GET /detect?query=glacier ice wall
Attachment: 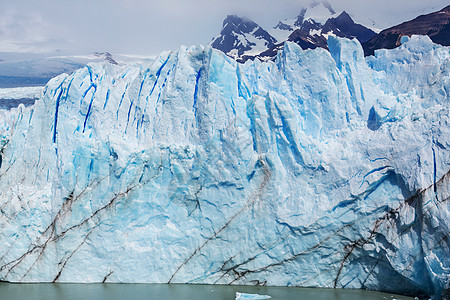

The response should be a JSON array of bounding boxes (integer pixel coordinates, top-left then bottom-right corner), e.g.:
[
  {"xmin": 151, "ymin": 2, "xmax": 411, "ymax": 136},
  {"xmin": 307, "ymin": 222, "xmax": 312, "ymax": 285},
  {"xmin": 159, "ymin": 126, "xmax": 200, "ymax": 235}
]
[{"xmin": 0, "ymin": 36, "xmax": 449, "ymax": 298}]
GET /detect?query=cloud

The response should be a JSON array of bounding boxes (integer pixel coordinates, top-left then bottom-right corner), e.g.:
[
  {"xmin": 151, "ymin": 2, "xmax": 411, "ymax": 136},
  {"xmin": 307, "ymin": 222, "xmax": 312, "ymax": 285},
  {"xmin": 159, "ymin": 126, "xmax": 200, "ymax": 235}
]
[
  {"xmin": 0, "ymin": 0, "xmax": 448, "ymax": 55},
  {"xmin": 0, "ymin": 9, "xmax": 71, "ymax": 53}
]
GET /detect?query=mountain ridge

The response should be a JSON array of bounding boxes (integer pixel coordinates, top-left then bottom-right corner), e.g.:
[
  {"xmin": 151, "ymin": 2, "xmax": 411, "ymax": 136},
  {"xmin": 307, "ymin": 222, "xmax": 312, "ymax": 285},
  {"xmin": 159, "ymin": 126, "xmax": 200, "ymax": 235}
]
[
  {"xmin": 362, "ymin": 5, "xmax": 450, "ymax": 56},
  {"xmin": 211, "ymin": 1, "xmax": 377, "ymax": 62},
  {"xmin": 210, "ymin": 15, "xmax": 277, "ymax": 60},
  {"xmin": 211, "ymin": 2, "xmax": 449, "ymax": 62}
]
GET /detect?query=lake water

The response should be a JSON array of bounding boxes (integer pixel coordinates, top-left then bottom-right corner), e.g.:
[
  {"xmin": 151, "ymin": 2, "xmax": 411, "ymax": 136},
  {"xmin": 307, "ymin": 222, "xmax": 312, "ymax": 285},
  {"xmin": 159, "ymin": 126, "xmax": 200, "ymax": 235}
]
[
  {"xmin": 0, "ymin": 76, "xmax": 50, "ymax": 88},
  {"xmin": 0, "ymin": 283, "xmax": 415, "ymax": 300}
]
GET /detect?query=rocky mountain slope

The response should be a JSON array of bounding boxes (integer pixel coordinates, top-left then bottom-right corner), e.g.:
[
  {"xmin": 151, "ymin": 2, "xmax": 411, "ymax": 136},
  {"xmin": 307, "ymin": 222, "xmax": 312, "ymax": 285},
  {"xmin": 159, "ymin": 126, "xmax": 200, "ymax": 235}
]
[
  {"xmin": 362, "ymin": 5, "xmax": 450, "ymax": 56},
  {"xmin": 210, "ymin": 15, "xmax": 277, "ymax": 61}
]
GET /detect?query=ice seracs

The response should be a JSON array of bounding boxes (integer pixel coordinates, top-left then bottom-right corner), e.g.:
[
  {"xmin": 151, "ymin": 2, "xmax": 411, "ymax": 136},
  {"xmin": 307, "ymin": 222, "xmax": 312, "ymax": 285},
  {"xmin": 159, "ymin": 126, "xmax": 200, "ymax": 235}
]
[{"xmin": 0, "ymin": 36, "xmax": 448, "ymax": 299}]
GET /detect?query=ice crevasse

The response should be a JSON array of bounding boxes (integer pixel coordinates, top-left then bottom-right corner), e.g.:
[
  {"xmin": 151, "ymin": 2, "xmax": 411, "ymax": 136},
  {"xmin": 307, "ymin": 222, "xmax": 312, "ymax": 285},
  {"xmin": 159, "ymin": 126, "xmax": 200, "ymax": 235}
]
[{"xmin": 0, "ymin": 36, "xmax": 448, "ymax": 299}]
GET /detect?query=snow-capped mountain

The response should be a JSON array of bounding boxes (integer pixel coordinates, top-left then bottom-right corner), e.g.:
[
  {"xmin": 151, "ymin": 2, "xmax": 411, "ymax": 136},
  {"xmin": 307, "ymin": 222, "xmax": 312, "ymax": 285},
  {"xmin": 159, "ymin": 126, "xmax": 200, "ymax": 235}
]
[
  {"xmin": 363, "ymin": 5, "xmax": 450, "ymax": 56},
  {"xmin": 270, "ymin": 0, "xmax": 338, "ymax": 41},
  {"xmin": 321, "ymin": 11, "xmax": 378, "ymax": 43},
  {"xmin": 211, "ymin": 1, "xmax": 377, "ymax": 62},
  {"xmin": 210, "ymin": 15, "xmax": 277, "ymax": 62},
  {"xmin": 93, "ymin": 52, "xmax": 118, "ymax": 65},
  {"xmin": 271, "ymin": 1, "xmax": 377, "ymax": 43}
]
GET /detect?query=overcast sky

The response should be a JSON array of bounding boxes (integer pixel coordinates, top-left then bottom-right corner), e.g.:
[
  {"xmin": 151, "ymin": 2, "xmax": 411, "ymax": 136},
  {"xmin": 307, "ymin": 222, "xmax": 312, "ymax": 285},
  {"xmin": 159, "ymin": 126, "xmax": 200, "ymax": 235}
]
[{"xmin": 0, "ymin": 0, "xmax": 448, "ymax": 56}]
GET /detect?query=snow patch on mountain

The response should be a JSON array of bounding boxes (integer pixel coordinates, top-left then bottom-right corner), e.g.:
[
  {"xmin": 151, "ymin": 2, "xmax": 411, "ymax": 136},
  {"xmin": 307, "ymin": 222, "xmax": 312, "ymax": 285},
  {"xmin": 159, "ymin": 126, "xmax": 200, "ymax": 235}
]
[
  {"xmin": 270, "ymin": 0, "xmax": 337, "ymax": 42},
  {"xmin": 211, "ymin": 15, "xmax": 276, "ymax": 61}
]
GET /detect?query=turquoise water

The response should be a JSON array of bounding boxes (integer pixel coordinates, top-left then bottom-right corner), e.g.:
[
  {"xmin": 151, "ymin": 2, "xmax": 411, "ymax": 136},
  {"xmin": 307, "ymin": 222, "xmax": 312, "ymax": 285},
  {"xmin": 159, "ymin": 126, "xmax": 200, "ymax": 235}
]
[{"xmin": 0, "ymin": 283, "xmax": 415, "ymax": 300}]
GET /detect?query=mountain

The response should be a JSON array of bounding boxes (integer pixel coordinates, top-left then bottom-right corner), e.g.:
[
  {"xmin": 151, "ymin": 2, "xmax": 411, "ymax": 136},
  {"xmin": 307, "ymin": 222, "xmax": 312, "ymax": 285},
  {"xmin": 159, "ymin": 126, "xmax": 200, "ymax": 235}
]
[
  {"xmin": 0, "ymin": 57, "xmax": 85, "ymax": 87},
  {"xmin": 0, "ymin": 53, "xmax": 118, "ymax": 78},
  {"xmin": 270, "ymin": 0, "xmax": 338, "ymax": 41},
  {"xmin": 284, "ymin": 10, "xmax": 376, "ymax": 50},
  {"xmin": 0, "ymin": 36, "xmax": 449, "ymax": 299},
  {"xmin": 362, "ymin": 5, "xmax": 450, "ymax": 56},
  {"xmin": 211, "ymin": 1, "xmax": 377, "ymax": 62},
  {"xmin": 256, "ymin": 30, "xmax": 328, "ymax": 61},
  {"xmin": 210, "ymin": 15, "xmax": 277, "ymax": 61},
  {"xmin": 93, "ymin": 52, "xmax": 118, "ymax": 65},
  {"xmin": 0, "ymin": 52, "xmax": 153, "ymax": 88},
  {"xmin": 321, "ymin": 11, "xmax": 377, "ymax": 43},
  {"xmin": 254, "ymin": 9, "xmax": 377, "ymax": 62}
]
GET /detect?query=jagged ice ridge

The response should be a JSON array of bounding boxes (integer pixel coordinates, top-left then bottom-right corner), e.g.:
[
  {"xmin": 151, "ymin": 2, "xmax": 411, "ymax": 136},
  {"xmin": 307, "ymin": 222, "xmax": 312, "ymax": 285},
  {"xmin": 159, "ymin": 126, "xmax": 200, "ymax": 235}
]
[{"xmin": 0, "ymin": 36, "xmax": 449, "ymax": 298}]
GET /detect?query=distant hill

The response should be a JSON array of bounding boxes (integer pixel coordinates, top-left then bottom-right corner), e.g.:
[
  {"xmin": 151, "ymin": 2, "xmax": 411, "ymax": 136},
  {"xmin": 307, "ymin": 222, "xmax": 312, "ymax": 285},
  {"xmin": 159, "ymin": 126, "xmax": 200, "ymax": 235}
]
[
  {"xmin": 0, "ymin": 52, "xmax": 154, "ymax": 88},
  {"xmin": 362, "ymin": 5, "xmax": 450, "ymax": 56}
]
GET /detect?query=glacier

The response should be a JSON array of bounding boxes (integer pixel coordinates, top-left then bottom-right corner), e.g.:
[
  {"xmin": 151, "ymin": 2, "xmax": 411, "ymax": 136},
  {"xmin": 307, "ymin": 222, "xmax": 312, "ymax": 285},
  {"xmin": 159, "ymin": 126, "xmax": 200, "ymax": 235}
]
[{"xmin": 0, "ymin": 36, "xmax": 449, "ymax": 299}]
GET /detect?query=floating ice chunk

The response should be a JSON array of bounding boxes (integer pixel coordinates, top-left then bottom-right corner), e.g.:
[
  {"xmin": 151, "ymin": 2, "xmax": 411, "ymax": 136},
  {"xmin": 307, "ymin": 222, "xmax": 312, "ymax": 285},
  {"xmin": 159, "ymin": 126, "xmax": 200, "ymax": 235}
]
[{"xmin": 235, "ymin": 292, "xmax": 272, "ymax": 299}]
